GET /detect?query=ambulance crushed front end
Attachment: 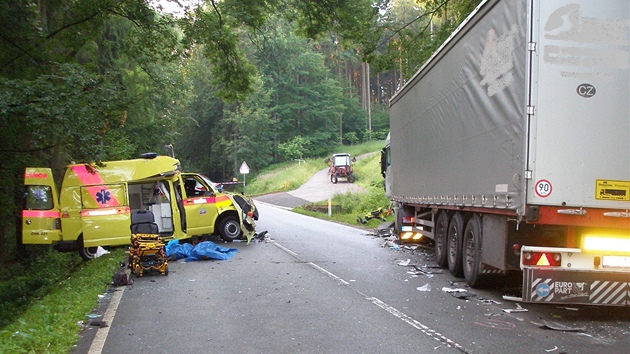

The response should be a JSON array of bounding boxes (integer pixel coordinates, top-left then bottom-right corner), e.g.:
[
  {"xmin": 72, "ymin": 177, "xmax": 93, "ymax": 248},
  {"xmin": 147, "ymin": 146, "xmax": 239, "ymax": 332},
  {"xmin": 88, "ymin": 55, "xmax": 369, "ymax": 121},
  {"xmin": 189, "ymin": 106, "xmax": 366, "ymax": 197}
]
[{"xmin": 228, "ymin": 194, "xmax": 259, "ymax": 243}]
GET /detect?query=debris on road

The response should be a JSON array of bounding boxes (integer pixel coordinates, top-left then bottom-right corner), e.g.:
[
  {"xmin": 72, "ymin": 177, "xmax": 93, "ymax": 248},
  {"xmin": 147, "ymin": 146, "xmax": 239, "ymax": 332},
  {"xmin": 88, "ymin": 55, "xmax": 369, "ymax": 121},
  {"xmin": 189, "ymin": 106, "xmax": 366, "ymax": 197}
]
[
  {"xmin": 442, "ymin": 287, "xmax": 476, "ymax": 300},
  {"xmin": 538, "ymin": 318, "xmax": 585, "ymax": 332},
  {"xmin": 479, "ymin": 298, "xmax": 502, "ymax": 305},
  {"xmin": 442, "ymin": 287, "xmax": 468, "ymax": 293},
  {"xmin": 89, "ymin": 320, "xmax": 108, "ymax": 328},
  {"xmin": 502, "ymin": 295, "xmax": 523, "ymax": 302},
  {"xmin": 365, "ymin": 222, "xmax": 395, "ymax": 238},
  {"xmin": 94, "ymin": 246, "xmax": 110, "ymax": 258},
  {"xmin": 356, "ymin": 207, "xmax": 391, "ymax": 224},
  {"xmin": 451, "ymin": 291, "xmax": 476, "ymax": 300},
  {"xmin": 397, "ymin": 258, "xmax": 440, "ymax": 277},
  {"xmin": 503, "ymin": 303, "xmax": 528, "ymax": 313},
  {"xmin": 398, "ymin": 258, "xmax": 411, "ymax": 266},
  {"xmin": 417, "ymin": 283, "xmax": 432, "ymax": 292},
  {"xmin": 381, "ymin": 235, "xmax": 400, "ymax": 250}
]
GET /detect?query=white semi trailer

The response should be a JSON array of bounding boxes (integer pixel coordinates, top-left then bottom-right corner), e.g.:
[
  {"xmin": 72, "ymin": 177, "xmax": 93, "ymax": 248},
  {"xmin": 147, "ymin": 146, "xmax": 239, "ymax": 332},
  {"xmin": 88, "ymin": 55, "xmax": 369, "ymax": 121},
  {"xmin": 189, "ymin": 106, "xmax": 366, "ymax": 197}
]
[{"xmin": 382, "ymin": 0, "xmax": 630, "ymax": 306}]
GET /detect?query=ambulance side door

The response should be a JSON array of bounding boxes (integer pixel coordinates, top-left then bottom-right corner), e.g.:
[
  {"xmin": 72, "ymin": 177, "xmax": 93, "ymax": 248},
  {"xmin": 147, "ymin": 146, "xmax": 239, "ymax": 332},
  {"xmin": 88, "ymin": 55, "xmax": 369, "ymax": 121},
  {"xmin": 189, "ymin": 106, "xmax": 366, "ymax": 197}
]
[
  {"xmin": 181, "ymin": 174, "xmax": 218, "ymax": 237},
  {"xmin": 80, "ymin": 183, "xmax": 131, "ymax": 248}
]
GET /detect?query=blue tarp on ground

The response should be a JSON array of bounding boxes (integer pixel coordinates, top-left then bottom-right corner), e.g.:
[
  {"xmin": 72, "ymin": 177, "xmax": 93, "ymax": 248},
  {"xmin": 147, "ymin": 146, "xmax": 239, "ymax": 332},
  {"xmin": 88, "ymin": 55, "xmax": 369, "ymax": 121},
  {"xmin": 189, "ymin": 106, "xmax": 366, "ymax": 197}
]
[
  {"xmin": 165, "ymin": 240, "xmax": 237, "ymax": 261},
  {"xmin": 165, "ymin": 240, "xmax": 194, "ymax": 260}
]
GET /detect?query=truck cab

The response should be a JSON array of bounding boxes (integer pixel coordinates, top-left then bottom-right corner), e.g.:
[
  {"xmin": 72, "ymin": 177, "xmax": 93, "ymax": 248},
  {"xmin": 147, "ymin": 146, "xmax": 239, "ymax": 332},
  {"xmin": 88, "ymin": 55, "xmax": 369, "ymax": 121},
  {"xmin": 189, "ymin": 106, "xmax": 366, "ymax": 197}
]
[{"xmin": 380, "ymin": 132, "xmax": 392, "ymax": 198}]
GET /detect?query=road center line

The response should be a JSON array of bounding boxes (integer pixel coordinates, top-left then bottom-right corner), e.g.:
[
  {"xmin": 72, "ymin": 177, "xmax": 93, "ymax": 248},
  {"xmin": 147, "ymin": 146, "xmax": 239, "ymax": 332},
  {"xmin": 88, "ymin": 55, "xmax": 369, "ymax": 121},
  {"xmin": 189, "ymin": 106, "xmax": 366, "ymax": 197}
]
[{"xmin": 271, "ymin": 240, "xmax": 468, "ymax": 353}]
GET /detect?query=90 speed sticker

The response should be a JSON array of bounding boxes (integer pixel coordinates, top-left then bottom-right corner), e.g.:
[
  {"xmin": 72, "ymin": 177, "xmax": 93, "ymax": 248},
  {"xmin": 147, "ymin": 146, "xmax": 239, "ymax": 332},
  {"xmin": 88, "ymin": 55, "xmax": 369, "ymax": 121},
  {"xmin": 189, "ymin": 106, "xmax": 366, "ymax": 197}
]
[{"xmin": 535, "ymin": 179, "xmax": 552, "ymax": 198}]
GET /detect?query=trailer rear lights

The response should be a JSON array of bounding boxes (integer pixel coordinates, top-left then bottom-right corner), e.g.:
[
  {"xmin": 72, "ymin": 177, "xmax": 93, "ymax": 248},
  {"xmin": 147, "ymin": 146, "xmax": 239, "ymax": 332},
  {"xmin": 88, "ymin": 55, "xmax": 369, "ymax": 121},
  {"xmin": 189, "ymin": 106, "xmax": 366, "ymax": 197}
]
[
  {"xmin": 583, "ymin": 236, "xmax": 630, "ymax": 252},
  {"xmin": 401, "ymin": 216, "xmax": 414, "ymax": 224},
  {"xmin": 522, "ymin": 252, "xmax": 561, "ymax": 267}
]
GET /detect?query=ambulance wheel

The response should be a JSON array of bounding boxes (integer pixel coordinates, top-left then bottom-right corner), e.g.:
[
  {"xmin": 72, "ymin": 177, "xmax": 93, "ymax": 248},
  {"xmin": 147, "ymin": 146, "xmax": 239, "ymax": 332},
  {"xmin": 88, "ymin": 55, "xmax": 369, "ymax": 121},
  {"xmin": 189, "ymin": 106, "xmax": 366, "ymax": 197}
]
[
  {"xmin": 79, "ymin": 246, "xmax": 98, "ymax": 261},
  {"xmin": 331, "ymin": 175, "xmax": 338, "ymax": 184},
  {"xmin": 463, "ymin": 214, "xmax": 483, "ymax": 287},
  {"xmin": 434, "ymin": 211, "xmax": 449, "ymax": 268},
  {"xmin": 447, "ymin": 212, "xmax": 464, "ymax": 277},
  {"xmin": 218, "ymin": 215, "xmax": 242, "ymax": 242}
]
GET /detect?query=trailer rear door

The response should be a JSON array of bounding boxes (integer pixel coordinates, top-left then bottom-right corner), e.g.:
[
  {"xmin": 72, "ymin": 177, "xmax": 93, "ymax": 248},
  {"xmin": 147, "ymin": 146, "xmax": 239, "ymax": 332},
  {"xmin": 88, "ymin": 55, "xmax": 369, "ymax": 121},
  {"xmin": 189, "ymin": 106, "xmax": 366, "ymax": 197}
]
[{"xmin": 528, "ymin": 0, "xmax": 630, "ymax": 211}]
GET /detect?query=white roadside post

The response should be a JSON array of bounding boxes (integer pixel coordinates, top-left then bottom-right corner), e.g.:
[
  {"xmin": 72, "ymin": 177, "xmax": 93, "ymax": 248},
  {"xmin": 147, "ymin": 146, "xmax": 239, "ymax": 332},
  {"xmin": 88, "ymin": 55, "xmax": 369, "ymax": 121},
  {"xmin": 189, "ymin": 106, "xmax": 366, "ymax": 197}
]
[{"xmin": 239, "ymin": 161, "xmax": 250, "ymax": 195}]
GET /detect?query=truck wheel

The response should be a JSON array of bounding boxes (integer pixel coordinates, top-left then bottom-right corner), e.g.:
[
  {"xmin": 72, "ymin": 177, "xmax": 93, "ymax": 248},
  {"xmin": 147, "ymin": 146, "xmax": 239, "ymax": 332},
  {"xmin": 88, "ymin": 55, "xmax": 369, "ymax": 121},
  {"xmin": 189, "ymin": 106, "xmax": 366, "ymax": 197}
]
[
  {"xmin": 434, "ymin": 211, "xmax": 449, "ymax": 268},
  {"xmin": 331, "ymin": 175, "xmax": 338, "ymax": 184},
  {"xmin": 463, "ymin": 214, "xmax": 483, "ymax": 287},
  {"xmin": 79, "ymin": 246, "xmax": 98, "ymax": 261},
  {"xmin": 348, "ymin": 175, "xmax": 355, "ymax": 183},
  {"xmin": 218, "ymin": 215, "xmax": 242, "ymax": 242},
  {"xmin": 447, "ymin": 212, "xmax": 464, "ymax": 277}
]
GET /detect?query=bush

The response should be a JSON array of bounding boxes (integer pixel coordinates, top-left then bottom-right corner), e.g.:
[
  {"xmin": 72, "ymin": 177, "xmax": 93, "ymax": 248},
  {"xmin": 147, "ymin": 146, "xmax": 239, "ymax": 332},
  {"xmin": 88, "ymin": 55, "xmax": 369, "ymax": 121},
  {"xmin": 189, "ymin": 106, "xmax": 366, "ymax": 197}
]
[{"xmin": 0, "ymin": 249, "xmax": 80, "ymax": 329}]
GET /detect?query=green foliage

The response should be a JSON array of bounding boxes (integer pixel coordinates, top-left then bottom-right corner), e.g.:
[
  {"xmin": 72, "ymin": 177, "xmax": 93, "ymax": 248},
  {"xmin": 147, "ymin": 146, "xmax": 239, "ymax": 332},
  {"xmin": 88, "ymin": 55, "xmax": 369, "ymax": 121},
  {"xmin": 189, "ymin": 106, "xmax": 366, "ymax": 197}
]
[
  {"xmin": 366, "ymin": 0, "xmax": 482, "ymax": 81},
  {"xmin": 246, "ymin": 159, "xmax": 323, "ymax": 195},
  {"xmin": 0, "ymin": 248, "xmax": 125, "ymax": 353},
  {"xmin": 278, "ymin": 135, "xmax": 309, "ymax": 161},
  {"xmin": 0, "ymin": 249, "xmax": 78, "ymax": 329},
  {"xmin": 344, "ymin": 132, "xmax": 359, "ymax": 145}
]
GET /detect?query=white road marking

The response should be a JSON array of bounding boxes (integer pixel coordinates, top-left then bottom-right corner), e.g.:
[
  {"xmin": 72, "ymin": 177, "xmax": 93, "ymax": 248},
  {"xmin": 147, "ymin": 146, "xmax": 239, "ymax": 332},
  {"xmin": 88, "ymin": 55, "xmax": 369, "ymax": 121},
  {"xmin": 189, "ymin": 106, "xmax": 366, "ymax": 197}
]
[
  {"xmin": 88, "ymin": 287, "xmax": 124, "ymax": 354},
  {"xmin": 272, "ymin": 240, "xmax": 468, "ymax": 353}
]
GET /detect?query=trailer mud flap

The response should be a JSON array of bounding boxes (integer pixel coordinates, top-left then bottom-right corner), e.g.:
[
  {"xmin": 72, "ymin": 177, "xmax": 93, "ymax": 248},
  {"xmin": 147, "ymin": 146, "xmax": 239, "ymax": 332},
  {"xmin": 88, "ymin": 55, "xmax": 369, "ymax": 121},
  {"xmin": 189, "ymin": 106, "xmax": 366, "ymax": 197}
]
[{"xmin": 523, "ymin": 268, "xmax": 630, "ymax": 306}]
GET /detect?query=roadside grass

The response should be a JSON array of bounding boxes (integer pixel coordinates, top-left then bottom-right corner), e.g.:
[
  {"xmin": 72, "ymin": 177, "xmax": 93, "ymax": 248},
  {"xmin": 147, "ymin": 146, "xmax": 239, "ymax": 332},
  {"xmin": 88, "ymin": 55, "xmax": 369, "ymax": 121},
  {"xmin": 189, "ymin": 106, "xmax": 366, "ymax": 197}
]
[
  {"xmin": 246, "ymin": 159, "xmax": 322, "ymax": 195},
  {"xmin": 0, "ymin": 248, "xmax": 126, "ymax": 354}
]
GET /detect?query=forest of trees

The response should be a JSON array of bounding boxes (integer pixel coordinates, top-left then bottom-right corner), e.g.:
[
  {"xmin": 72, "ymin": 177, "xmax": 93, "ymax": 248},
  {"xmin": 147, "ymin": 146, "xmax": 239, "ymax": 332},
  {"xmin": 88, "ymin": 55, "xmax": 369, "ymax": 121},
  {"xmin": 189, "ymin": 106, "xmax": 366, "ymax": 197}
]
[{"xmin": 0, "ymin": 0, "xmax": 480, "ymax": 261}]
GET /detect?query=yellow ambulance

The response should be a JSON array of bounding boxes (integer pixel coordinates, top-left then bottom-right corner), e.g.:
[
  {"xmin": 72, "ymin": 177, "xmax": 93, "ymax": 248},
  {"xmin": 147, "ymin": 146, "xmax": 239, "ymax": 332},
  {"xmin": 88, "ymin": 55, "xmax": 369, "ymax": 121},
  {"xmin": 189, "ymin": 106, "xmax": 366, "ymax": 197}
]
[{"xmin": 22, "ymin": 154, "xmax": 258, "ymax": 259}]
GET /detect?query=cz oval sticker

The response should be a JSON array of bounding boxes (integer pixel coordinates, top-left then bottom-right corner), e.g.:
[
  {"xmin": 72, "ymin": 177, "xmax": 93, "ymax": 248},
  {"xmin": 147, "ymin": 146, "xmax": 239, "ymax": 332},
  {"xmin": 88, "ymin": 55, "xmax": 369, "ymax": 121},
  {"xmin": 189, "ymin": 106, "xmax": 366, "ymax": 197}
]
[{"xmin": 576, "ymin": 83, "xmax": 596, "ymax": 98}]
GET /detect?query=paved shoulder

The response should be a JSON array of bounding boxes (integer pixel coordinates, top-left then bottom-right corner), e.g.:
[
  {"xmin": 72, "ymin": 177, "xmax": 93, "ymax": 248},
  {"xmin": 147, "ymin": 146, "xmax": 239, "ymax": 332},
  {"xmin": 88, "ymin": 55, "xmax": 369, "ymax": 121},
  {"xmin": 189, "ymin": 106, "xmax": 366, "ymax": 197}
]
[{"xmin": 253, "ymin": 192, "xmax": 309, "ymax": 209}]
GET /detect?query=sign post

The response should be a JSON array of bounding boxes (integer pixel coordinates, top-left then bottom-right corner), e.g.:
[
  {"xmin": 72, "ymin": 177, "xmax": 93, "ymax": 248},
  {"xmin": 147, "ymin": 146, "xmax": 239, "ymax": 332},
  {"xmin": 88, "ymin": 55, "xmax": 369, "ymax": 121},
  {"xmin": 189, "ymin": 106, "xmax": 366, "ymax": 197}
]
[{"xmin": 239, "ymin": 161, "xmax": 250, "ymax": 195}]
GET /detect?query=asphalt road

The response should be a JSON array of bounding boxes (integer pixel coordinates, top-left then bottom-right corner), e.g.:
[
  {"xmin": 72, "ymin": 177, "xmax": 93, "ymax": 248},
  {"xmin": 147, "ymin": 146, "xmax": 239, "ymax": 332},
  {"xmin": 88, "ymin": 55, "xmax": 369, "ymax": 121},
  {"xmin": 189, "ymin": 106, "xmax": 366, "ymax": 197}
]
[{"xmin": 74, "ymin": 165, "xmax": 630, "ymax": 353}]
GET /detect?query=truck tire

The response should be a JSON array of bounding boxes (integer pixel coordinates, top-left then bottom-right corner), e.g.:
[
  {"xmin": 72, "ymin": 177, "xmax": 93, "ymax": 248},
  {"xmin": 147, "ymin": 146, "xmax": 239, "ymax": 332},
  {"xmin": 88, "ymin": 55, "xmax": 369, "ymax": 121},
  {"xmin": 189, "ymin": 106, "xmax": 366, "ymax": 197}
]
[
  {"xmin": 331, "ymin": 175, "xmax": 338, "ymax": 184},
  {"xmin": 447, "ymin": 212, "xmax": 464, "ymax": 277},
  {"xmin": 463, "ymin": 214, "xmax": 483, "ymax": 287},
  {"xmin": 434, "ymin": 211, "xmax": 449, "ymax": 268},
  {"xmin": 218, "ymin": 215, "xmax": 242, "ymax": 242}
]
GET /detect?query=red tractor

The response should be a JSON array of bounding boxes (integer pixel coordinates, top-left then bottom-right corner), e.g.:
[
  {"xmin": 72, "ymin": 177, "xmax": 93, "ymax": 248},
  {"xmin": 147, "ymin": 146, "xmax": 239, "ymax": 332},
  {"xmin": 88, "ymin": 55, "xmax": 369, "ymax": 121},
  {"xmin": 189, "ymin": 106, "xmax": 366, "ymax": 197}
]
[{"xmin": 327, "ymin": 153, "xmax": 356, "ymax": 183}]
